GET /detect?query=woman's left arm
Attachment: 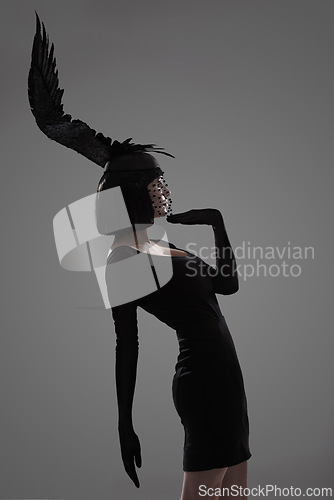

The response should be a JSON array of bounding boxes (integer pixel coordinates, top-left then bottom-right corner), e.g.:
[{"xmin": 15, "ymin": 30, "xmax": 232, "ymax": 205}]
[{"xmin": 167, "ymin": 209, "xmax": 239, "ymax": 295}]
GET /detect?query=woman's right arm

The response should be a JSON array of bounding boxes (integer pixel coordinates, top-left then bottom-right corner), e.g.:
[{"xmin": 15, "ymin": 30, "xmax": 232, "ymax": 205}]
[{"xmin": 111, "ymin": 301, "xmax": 142, "ymax": 488}]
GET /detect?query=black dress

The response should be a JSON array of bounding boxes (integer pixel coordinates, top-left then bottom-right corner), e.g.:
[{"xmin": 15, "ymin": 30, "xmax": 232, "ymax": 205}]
[{"xmin": 107, "ymin": 239, "xmax": 251, "ymax": 472}]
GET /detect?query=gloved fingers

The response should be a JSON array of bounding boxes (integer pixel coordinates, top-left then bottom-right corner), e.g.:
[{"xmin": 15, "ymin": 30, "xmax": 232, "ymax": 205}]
[
  {"xmin": 124, "ymin": 458, "xmax": 140, "ymax": 488},
  {"xmin": 167, "ymin": 210, "xmax": 200, "ymax": 225},
  {"xmin": 132, "ymin": 433, "xmax": 142, "ymax": 467},
  {"xmin": 167, "ymin": 209, "xmax": 222, "ymax": 225},
  {"xmin": 134, "ymin": 448, "xmax": 142, "ymax": 468}
]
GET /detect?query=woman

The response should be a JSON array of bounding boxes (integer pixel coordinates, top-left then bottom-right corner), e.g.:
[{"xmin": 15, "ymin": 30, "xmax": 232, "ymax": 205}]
[
  {"xmin": 98, "ymin": 152, "xmax": 251, "ymax": 499},
  {"xmin": 29, "ymin": 14, "xmax": 251, "ymax": 499}
]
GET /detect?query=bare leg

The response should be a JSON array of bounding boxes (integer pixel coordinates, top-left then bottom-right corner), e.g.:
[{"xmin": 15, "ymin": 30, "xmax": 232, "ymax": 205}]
[
  {"xmin": 219, "ymin": 461, "xmax": 248, "ymax": 498},
  {"xmin": 181, "ymin": 467, "xmax": 227, "ymax": 500}
]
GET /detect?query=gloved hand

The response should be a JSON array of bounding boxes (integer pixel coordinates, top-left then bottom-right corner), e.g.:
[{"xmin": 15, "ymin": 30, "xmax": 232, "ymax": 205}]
[
  {"xmin": 167, "ymin": 208, "xmax": 223, "ymax": 227},
  {"xmin": 118, "ymin": 423, "xmax": 142, "ymax": 488}
]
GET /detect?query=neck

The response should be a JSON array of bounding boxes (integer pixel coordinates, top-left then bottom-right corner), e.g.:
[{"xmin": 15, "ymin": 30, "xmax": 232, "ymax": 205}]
[{"xmin": 112, "ymin": 225, "xmax": 151, "ymax": 248}]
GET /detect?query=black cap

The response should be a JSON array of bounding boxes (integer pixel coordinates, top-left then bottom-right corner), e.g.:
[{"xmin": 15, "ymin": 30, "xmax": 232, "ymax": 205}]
[{"xmin": 104, "ymin": 152, "xmax": 161, "ymax": 173}]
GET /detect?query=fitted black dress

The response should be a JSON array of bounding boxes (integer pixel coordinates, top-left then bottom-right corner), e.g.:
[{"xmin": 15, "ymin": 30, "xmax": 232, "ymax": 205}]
[{"xmin": 107, "ymin": 239, "xmax": 251, "ymax": 472}]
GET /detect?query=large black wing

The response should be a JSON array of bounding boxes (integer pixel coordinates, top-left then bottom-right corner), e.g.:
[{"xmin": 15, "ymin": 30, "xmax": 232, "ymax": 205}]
[
  {"xmin": 28, "ymin": 12, "xmax": 115, "ymax": 168},
  {"xmin": 28, "ymin": 13, "xmax": 174, "ymax": 168}
]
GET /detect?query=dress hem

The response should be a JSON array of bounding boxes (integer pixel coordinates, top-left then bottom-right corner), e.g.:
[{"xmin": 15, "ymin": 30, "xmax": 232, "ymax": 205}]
[{"xmin": 183, "ymin": 438, "xmax": 252, "ymax": 472}]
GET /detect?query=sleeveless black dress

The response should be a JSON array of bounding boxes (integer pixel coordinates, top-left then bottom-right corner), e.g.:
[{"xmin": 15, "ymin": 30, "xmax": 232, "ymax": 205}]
[{"xmin": 107, "ymin": 239, "xmax": 251, "ymax": 472}]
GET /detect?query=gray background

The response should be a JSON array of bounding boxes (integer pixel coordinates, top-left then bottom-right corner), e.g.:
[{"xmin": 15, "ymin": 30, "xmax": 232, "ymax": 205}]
[{"xmin": 1, "ymin": 0, "xmax": 333, "ymax": 498}]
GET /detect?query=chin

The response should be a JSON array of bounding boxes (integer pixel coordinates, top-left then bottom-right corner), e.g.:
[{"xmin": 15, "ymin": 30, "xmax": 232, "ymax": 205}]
[{"xmin": 154, "ymin": 208, "xmax": 167, "ymax": 218}]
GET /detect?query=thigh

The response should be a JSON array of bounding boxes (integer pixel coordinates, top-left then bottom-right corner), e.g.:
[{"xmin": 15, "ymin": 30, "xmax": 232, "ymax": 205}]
[
  {"xmin": 221, "ymin": 460, "xmax": 248, "ymax": 494},
  {"xmin": 181, "ymin": 468, "xmax": 228, "ymax": 500}
]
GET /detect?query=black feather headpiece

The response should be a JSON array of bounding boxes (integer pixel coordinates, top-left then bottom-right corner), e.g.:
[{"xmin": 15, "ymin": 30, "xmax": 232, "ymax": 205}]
[{"xmin": 28, "ymin": 12, "xmax": 174, "ymax": 169}]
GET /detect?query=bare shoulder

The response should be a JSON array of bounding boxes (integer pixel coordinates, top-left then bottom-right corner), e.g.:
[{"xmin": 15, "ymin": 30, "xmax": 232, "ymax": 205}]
[
  {"xmin": 107, "ymin": 239, "xmax": 186, "ymax": 258},
  {"xmin": 107, "ymin": 245, "xmax": 136, "ymax": 264}
]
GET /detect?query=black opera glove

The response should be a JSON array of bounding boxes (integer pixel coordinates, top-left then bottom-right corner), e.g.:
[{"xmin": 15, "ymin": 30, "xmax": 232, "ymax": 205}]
[
  {"xmin": 167, "ymin": 209, "xmax": 239, "ymax": 295},
  {"xmin": 112, "ymin": 303, "xmax": 142, "ymax": 488}
]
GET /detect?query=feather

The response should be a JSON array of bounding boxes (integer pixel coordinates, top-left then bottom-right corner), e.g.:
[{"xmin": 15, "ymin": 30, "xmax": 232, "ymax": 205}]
[{"xmin": 28, "ymin": 13, "xmax": 175, "ymax": 168}]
